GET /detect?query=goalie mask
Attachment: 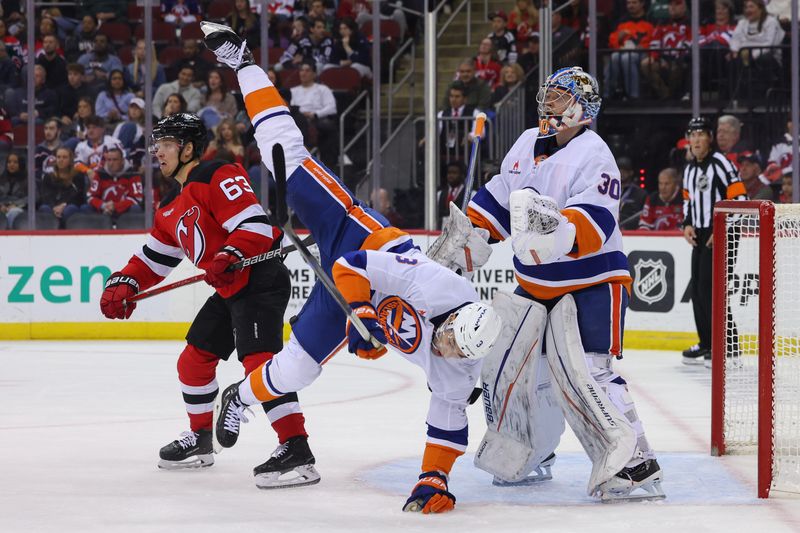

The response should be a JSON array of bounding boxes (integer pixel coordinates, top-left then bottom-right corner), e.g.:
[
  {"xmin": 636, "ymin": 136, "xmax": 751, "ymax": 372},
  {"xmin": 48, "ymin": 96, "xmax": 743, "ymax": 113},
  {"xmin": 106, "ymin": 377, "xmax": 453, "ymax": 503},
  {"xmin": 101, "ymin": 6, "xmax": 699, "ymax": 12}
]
[
  {"xmin": 434, "ymin": 302, "xmax": 503, "ymax": 360},
  {"xmin": 536, "ymin": 66, "xmax": 601, "ymax": 138}
]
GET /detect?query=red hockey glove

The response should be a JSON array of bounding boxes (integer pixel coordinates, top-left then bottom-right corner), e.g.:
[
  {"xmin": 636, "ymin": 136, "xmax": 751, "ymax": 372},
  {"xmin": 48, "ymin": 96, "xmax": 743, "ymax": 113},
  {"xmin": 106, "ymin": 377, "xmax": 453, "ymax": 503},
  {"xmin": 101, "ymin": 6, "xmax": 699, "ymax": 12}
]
[
  {"xmin": 403, "ymin": 471, "xmax": 456, "ymax": 514},
  {"xmin": 100, "ymin": 272, "xmax": 139, "ymax": 319},
  {"xmin": 346, "ymin": 302, "xmax": 388, "ymax": 360},
  {"xmin": 204, "ymin": 246, "xmax": 244, "ymax": 288}
]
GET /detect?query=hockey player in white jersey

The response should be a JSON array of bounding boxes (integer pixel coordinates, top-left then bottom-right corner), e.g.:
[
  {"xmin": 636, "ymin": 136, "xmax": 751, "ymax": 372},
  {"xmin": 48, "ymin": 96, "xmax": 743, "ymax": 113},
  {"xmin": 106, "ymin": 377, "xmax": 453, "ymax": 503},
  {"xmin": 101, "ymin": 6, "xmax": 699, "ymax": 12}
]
[{"xmin": 450, "ymin": 67, "xmax": 664, "ymax": 502}]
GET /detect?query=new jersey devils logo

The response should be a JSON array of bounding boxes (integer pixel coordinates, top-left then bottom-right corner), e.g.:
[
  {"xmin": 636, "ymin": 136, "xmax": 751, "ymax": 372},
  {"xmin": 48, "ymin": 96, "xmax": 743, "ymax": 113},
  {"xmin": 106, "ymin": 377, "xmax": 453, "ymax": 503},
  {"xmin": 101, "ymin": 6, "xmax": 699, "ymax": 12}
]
[
  {"xmin": 176, "ymin": 206, "xmax": 206, "ymax": 265},
  {"xmin": 376, "ymin": 296, "xmax": 422, "ymax": 354}
]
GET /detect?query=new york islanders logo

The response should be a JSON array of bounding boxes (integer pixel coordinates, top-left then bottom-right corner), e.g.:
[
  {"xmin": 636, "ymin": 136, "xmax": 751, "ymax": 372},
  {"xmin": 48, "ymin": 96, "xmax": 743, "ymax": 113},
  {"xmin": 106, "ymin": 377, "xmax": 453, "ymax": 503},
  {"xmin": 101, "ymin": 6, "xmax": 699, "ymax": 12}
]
[
  {"xmin": 176, "ymin": 206, "xmax": 206, "ymax": 265},
  {"xmin": 376, "ymin": 296, "xmax": 422, "ymax": 354}
]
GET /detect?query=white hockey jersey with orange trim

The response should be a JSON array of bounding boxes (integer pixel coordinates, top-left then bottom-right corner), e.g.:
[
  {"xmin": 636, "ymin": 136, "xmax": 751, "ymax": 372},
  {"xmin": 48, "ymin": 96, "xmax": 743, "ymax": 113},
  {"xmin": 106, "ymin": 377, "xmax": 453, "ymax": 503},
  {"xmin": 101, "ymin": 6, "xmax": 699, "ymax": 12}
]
[
  {"xmin": 332, "ymin": 248, "xmax": 481, "ymax": 454},
  {"xmin": 467, "ymin": 128, "xmax": 632, "ymax": 300}
]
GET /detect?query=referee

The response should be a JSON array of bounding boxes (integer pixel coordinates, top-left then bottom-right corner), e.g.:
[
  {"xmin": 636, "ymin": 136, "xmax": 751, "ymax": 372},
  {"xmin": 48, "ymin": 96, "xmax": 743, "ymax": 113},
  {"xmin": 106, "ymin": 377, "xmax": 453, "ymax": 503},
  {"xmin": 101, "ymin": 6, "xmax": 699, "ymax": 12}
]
[{"xmin": 681, "ymin": 117, "xmax": 746, "ymax": 366}]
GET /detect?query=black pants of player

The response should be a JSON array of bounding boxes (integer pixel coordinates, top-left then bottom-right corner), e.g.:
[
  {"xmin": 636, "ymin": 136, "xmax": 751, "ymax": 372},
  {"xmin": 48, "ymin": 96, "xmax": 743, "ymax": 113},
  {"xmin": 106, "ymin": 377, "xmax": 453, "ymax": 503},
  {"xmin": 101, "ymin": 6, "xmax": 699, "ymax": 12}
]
[
  {"xmin": 186, "ymin": 258, "xmax": 299, "ymax": 412},
  {"xmin": 690, "ymin": 227, "xmax": 714, "ymax": 350}
]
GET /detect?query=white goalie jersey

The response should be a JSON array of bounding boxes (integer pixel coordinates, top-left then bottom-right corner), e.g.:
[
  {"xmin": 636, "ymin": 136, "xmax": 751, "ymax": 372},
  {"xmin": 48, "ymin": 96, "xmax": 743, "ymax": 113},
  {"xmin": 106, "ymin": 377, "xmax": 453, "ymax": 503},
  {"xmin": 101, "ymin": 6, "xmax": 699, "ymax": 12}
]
[{"xmin": 467, "ymin": 127, "xmax": 632, "ymax": 300}]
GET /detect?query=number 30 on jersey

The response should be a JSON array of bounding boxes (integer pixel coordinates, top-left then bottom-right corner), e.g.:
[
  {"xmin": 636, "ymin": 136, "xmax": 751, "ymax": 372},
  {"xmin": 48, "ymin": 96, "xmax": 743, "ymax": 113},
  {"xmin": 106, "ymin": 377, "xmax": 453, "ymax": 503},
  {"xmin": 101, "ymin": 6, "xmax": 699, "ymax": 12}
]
[{"xmin": 597, "ymin": 173, "xmax": 620, "ymax": 200}]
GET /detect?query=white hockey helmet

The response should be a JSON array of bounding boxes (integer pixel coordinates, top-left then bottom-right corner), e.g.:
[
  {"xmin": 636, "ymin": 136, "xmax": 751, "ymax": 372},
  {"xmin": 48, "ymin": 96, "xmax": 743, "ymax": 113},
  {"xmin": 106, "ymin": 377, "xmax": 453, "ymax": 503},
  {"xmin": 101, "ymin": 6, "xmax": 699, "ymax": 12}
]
[{"xmin": 450, "ymin": 302, "xmax": 504, "ymax": 360}]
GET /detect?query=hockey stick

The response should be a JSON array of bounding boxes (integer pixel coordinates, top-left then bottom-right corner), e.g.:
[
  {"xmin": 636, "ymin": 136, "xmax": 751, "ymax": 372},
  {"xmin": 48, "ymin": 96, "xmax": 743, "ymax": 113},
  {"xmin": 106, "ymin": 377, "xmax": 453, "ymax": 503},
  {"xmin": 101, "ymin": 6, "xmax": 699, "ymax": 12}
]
[
  {"xmin": 127, "ymin": 236, "xmax": 315, "ymax": 303},
  {"xmin": 461, "ymin": 112, "xmax": 488, "ymax": 212},
  {"xmin": 272, "ymin": 144, "xmax": 386, "ymax": 352}
]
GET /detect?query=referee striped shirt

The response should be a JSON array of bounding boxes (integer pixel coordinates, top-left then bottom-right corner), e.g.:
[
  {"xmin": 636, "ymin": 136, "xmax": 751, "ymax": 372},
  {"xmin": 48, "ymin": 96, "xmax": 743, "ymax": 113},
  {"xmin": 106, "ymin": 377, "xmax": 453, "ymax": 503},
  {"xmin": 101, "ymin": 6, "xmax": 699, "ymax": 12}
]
[{"xmin": 682, "ymin": 151, "xmax": 747, "ymax": 229}]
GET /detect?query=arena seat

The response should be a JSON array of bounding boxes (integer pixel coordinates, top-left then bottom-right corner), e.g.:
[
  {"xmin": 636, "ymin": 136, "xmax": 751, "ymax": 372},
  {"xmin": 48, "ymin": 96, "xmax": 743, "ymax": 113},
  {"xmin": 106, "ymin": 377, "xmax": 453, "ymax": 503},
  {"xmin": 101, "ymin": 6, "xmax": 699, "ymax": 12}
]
[
  {"xmin": 319, "ymin": 67, "xmax": 361, "ymax": 94},
  {"xmin": 12, "ymin": 211, "xmax": 60, "ymax": 230},
  {"xmin": 64, "ymin": 212, "xmax": 113, "ymax": 230},
  {"xmin": 98, "ymin": 22, "xmax": 132, "ymax": 48},
  {"xmin": 114, "ymin": 212, "xmax": 147, "ymax": 230}
]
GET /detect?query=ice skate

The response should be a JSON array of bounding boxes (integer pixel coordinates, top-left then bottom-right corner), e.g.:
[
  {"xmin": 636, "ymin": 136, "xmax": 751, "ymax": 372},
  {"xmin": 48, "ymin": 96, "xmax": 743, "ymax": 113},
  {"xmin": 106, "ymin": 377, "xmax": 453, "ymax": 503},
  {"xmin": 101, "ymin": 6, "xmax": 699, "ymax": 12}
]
[
  {"xmin": 596, "ymin": 459, "xmax": 666, "ymax": 503},
  {"xmin": 200, "ymin": 21, "xmax": 254, "ymax": 70},
  {"xmin": 492, "ymin": 453, "xmax": 556, "ymax": 487},
  {"xmin": 682, "ymin": 344, "xmax": 709, "ymax": 365},
  {"xmin": 158, "ymin": 430, "xmax": 214, "ymax": 470},
  {"xmin": 253, "ymin": 436, "xmax": 321, "ymax": 489},
  {"xmin": 213, "ymin": 382, "xmax": 253, "ymax": 450}
]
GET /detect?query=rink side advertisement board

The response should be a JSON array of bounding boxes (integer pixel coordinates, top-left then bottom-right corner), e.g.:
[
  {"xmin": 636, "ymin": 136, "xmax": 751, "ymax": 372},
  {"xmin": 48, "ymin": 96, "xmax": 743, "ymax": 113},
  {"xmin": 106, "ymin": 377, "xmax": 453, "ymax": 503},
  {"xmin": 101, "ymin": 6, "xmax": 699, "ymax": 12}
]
[{"xmin": 0, "ymin": 231, "xmax": 701, "ymax": 349}]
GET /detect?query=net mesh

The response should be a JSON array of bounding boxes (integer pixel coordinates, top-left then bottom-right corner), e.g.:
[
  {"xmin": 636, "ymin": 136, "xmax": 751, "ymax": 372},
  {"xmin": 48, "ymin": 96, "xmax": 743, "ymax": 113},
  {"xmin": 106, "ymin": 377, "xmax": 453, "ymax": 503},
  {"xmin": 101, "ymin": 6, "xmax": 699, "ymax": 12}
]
[{"xmin": 722, "ymin": 204, "xmax": 800, "ymax": 493}]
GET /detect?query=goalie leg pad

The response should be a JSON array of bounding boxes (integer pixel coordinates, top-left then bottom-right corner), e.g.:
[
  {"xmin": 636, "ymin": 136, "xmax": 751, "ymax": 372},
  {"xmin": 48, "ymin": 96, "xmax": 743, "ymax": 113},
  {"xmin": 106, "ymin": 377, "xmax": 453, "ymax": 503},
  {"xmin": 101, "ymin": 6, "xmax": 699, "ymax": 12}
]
[
  {"xmin": 544, "ymin": 295, "xmax": 637, "ymax": 497},
  {"xmin": 474, "ymin": 291, "xmax": 565, "ymax": 483}
]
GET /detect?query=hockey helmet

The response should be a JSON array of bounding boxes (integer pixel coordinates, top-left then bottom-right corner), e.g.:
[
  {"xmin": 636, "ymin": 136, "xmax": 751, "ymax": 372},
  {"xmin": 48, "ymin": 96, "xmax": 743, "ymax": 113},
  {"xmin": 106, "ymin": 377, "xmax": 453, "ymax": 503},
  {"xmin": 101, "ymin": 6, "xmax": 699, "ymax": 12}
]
[
  {"xmin": 439, "ymin": 302, "xmax": 504, "ymax": 360},
  {"xmin": 686, "ymin": 116, "xmax": 713, "ymax": 136},
  {"xmin": 150, "ymin": 113, "xmax": 209, "ymax": 159},
  {"xmin": 536, "ymin": 66, "xmax": 602, "ymax": 138}
]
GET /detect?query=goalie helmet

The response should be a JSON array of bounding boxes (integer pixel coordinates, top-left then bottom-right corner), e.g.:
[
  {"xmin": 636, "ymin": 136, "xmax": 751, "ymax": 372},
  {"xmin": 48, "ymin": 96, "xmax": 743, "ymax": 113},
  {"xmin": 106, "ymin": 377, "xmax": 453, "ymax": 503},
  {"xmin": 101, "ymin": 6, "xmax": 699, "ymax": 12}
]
[
  {"xmin": 450, "ymin": 302, "xmax": 503, "ymax": 360},
  {"xmin": 150, "ymin": 113, "xmax": 208, "ymax": 159},
  {"xmin": 536, "ymin": 66, "xmax": 601, "ymax": 138}
]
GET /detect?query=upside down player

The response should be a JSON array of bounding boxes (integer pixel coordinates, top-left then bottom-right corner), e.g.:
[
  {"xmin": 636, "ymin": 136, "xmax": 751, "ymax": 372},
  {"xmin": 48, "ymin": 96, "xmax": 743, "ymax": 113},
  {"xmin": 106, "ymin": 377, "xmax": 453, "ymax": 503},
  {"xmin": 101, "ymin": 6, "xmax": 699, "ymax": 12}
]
[
  {"xmin": 455, "ymin": 67, "xmax": 664, "ymax": 501},
  {"xmin": 99, "ymin": 113, "xmax": 317, "ymax": 488}
]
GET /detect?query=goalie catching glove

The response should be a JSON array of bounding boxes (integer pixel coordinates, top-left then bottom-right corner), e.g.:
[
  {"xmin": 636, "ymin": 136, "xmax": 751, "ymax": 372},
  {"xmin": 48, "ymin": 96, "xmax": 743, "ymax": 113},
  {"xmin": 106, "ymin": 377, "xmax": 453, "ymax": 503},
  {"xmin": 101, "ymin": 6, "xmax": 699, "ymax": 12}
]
[
  {"xmin": 403, "ymin": 471, "xmax": 456, "ymax": 514},
  {"xmin": 509, "ymin": 189, "xmax": 576, "ymax": 265},
  {"xmin": 100, "ymin": 273, "xmax": 139, "ymax": 319},
  {"xmin": 427, "ymin": 202, "xmax": 492, "ymax": 280},
  {"xmin": 346, "ymin": 302, "xmax": 388, "ymax": 360}
]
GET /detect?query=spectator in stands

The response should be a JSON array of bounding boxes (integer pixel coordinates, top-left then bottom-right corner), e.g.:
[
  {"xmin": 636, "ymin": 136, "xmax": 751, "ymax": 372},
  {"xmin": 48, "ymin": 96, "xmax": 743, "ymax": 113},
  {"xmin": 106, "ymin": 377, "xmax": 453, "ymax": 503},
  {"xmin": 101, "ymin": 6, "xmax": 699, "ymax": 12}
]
[
  {"xmin": 162, "ymin": 93, "xmax": 188, "ymax": 117},
  {"xmin": 640, "ymin": 0, "xmax": 691, "ymax": 100},
  {"xmin": 203, "ymin": 118, "xmax": 246, "ymax": 166},
  {"xmin": 371, "ymin": 187, "xmax": 405, "ymax": 228},
  {"xmin": 38, "ymin": 146, "xmax": 86, "ymax": 224},
  {"xmin": 113, "ymin": 98, "xmax": 146, "ymax": 171},
  {"xmin": 64, "ymin": 96, "xmax": 95, "ymax": 147},
  {"xmin": 767, "ymin": 0, "xmax": 799, "ymax": 25},
  {"xmin": 490, "ymin": 63, "xmax": 524, "ymax": 107},
  {"xmin": 699, "ymin": 0, "xmax": 736, "ymax": 49},
  {"xmin": 767, "ymin": 119, "xmax": 793, "ymax": 175},
  {"xmin": 59, "ymin": 64, "xmax": 92, "ymax": 127},
  {"xmin": 126, "ymin": 39, "xmax": 167, "ymax": 94},
  {"xmin": 0, "ymin": 153, "xmax": 27, "ymax": 228},
  {"xmin": 716, "ymin": 115, "xmax": 751, "ymax": 167},
  {"xmin": 442, "ymin": 60, "xmax": 491, "ymax": 110},
  {"xmin": 35, "ymin": 16, "xmax": 60, "ymax": 57},
  {"xmin": 80, "ymin": 1, "xmax": 124, "ymax": 24},
  {"xmin": 162, "ymin": 0, "xmax": 202, "ymax": 26},
  {"xmin": 291, "ymin": 61, "xmax": 338, "ymax": 167},
  {"xmin": 507, "ymin": 0, "xmax": 538, "ymax": 46},
  {"xmin": 7, "ymin": 65, "xmax": 59, "ymax": 125},
  {"xmin": 35, "ymin": 117, "xmax": 63, "ymax": 179},
  {"xmin": 331, "ymin": 18, "xmax": 372, "ymax": 78},
  {"xmin": 779, "ymin": 171, "xmax": 793, "ymax": 203},
  {"xmin": 199, "ymin": 68, "xmax": 239, "ymax": 126},
  {"xmin": 228, "ymin": 0, "xmax": 261, "ymax": 49},
  {"xmin": 278, "ymin": 18, "xmax": 313, "ymax": 71},
  {"xmin": 638, "ymin": 167, "xmax": 683, "ymax": 230},
  {"xmin": 0, "ymin": 107, "xmax": 13, "ymax": 152},
  {"xmin": 0, "ymin": 44, "xmax": 20, "ymax": 93},
  {"xmin": 269, "ymin": 0, "xmax": 298, "ymax": 24},
  {"xmin": 738, "ymin": 152, "xmax": 774, "ymax": 200},
  {"xmin": 77, "ymin": 33, "xmax": 123, "ymax": 85},
  {"xmin": 730, "ymin": 0, "xmax": 785, "ymax": 65},
  {"xmin": 306, "ymin": 0, "xmax": 331, "ymax": 29},
  {"xmin": 167, "ymin": 39, "xmax": 213, "ymax": 88},
  {"xmin": 0, "ymin": 19, "xmax": 24, "ymax": 68},
  {"xmin": 434, "ymin": 83, "xmax": 478, "ymax": 165},
  {"xmin": 618, "ymin": 156, "xmax": 647, "ymax": 229},
  {"xmin": 336, "ymin": 0, "xmax": 407, "ymax": 39},
  {"xmin": 153, "ymin": 66, "xmax": 203, "ymax": 118},
  {"xmin": 474, "ymin": 38, "xmax": 502, "ymax": 89},
  {"xmin": 95, "ymin": 69, "xmax": 134, "ymax": 123},
  {"xmin": 82, "ymin": 147, "xmax": 143, "ymax": 218},
  {"xmin": 551, "ymin": 8, "xmax": 582, "ymax": 69},
  {"xmin": 487, "ymin": 10, "xmax": 517, "ymax": 64},
  {"xmin": 437, "ymin": 160, "xmax": 472, "ymax": 225},
  {"xmin": 74, "ymin": 115, "xmax": 124, "ymax": 174},
  {"xmin": 64, "ymin": 15, "xmax": 96, "ymax": 63},
  {"xmin": 36, "ymin": 35, "xmax": 67, "ymax": 90},
  {"xmin": 516, "ymin": 32, "xmax": 539, "ymax": 73},
  {"xmin": 308, "ymin": 18, "xmax": 334, "ymax": 72},
  {"xmin": 604, "ymin": 0, "xmax": 653, "ymax": 100}
]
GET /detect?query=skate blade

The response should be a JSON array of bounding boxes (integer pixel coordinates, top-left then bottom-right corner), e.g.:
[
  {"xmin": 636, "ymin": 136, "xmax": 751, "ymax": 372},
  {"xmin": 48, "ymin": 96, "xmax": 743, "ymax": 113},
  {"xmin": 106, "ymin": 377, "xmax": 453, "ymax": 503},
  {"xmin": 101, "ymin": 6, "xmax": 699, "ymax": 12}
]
[
  {"xmin": 211, "ymin": 394, "xmax": 223, "ymax": 454},
  {"xmin": 157, "ymin": 454, "xmax": 214, "ymax": 470},
  {"xmin": 492, "ymin": 460, "xmax": 554, "ymax": 486},
  {"xmin": 255, "ymin": 465, "xmax": 321, "ymax": 489},
  {"xmin": 599, "ymin": 479, "xmax": 666, "ymax": 504}
]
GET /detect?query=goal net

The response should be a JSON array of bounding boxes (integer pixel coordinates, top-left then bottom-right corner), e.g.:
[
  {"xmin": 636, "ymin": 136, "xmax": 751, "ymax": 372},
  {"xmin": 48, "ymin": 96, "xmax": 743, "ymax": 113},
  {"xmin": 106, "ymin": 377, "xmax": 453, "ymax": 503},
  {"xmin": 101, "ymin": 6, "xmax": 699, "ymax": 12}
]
[{"xmin": 711, "ymin": 200, "xmax": 800, "ymax": 498}]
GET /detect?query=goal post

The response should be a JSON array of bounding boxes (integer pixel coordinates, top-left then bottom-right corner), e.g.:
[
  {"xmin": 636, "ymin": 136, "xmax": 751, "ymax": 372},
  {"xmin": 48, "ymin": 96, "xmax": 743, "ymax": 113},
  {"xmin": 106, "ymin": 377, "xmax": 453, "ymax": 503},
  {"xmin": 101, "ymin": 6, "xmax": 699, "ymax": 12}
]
[{"xmin": 711, "ymin": 200, "xmax": 800, "ymax": 498}]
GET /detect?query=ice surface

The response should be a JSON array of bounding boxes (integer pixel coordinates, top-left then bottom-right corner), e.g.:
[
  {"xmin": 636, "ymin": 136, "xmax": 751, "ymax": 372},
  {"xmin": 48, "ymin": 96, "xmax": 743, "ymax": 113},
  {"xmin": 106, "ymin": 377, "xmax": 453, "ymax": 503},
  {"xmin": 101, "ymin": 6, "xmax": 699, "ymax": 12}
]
[{"xmin": 3, "ymin": 341, "xmax": 800, "ymax": 533}]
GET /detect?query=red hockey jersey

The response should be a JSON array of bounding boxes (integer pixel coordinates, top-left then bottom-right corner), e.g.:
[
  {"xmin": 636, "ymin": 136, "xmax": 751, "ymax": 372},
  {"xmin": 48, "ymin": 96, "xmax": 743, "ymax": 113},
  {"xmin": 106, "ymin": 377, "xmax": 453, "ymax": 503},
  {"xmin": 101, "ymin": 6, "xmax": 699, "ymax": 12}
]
[
  {"xmin": 87, "ymin": 169, "xmax": 144, "ymax": 213},
  {"xmin": 120, "ymin": 160, "xmax": 281, "ymax": 299},
  {"xmin": 638, "ymin": 191, "xmax": 683, "ymax": 231}
]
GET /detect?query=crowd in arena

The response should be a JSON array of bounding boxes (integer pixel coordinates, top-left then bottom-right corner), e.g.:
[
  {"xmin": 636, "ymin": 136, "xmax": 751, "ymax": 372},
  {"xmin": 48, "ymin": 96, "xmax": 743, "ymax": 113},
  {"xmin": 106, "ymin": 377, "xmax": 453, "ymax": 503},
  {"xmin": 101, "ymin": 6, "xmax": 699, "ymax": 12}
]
[{"xmin": 0, "ymin": 0, "xmax": 795, "ymax": 231}]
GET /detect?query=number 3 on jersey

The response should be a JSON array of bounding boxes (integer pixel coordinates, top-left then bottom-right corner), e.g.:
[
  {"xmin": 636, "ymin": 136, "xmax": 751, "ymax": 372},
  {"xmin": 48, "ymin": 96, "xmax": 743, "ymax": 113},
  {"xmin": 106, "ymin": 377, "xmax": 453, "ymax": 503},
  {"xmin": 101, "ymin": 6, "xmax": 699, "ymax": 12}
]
[
  {"xmin": 220, "ymin": 176, "xmax": 254, "ymax": 200},
  {"xmin": 597, "ymin": 173, "xmax": 620, "ymax": 200}
]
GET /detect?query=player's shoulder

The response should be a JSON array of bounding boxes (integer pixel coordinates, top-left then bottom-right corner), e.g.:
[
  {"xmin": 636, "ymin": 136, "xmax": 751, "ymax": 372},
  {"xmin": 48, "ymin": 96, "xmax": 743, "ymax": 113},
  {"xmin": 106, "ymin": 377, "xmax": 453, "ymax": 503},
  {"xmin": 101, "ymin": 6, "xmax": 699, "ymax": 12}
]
[
  {"xmin": 185, "ymin": 160, "xmax": 244, "ymax": 186},
  {"xmin": 157, "ymin": 183, "xmax": 181, "ymax": 210},
  {"xmin": 570, "ymin": 129, "xmax": 617, "ymax": 168}
]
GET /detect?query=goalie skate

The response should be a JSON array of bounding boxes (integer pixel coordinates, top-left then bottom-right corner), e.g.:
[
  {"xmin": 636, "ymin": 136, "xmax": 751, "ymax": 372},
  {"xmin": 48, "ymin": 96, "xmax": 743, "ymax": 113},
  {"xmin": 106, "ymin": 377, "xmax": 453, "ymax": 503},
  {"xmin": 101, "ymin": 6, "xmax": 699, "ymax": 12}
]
[
  {"xmin": 492, "ymin": 453, "xmax": 555, "ymax": 487},
  {"xmin": 253, "ymin": 436, "xmax": 321, "ymax": 489},
  {"xmin": 158, "ymin": 430, "xmax": 214, "ymax": 470},
  {"xmin": 596, "ymin": 459, "xmax": 666, "ymax": 503}
]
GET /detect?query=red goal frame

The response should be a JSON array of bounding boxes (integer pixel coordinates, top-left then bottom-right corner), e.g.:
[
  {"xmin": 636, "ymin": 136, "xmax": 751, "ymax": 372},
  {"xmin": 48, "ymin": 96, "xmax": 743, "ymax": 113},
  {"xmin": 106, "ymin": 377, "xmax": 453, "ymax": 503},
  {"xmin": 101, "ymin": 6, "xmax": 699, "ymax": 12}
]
[{"xmin": 710, "ymin": 200, "xmax": 775, "ymax": 499}]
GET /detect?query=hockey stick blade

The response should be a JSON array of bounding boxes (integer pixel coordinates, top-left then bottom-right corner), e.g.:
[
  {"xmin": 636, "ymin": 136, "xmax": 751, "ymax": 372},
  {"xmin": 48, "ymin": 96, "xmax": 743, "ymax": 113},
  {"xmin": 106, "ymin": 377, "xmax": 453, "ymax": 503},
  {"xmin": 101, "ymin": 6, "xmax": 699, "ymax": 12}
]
[{"xmin": 271, "ymin": 143, "xmax": 384, "ymax": 351}]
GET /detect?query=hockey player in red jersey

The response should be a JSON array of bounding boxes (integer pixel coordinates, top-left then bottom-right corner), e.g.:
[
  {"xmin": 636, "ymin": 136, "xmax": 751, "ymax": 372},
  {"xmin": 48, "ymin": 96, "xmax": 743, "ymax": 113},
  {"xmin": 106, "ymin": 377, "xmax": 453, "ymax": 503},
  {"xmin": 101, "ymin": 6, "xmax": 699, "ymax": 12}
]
[{"xmin": 99, "ymin": 113, "xmax": 319, "ymax": 488}]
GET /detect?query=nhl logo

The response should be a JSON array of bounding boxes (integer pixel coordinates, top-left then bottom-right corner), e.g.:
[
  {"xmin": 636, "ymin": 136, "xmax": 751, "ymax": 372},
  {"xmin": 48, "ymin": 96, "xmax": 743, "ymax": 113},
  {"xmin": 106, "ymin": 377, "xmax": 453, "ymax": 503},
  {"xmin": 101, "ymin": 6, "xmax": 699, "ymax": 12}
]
[
  {"xmin": 697, "ymin": 174, "xmax": 710, "ymax": 192},
  {"xmin": 633, "ymin": 258, "xmax": 668, "ymax": 305}
]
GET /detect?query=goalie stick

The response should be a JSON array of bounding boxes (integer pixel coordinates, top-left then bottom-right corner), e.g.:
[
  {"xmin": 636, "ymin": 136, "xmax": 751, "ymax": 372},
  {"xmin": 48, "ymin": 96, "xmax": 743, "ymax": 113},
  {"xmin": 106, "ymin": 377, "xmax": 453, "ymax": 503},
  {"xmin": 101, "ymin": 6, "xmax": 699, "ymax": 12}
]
[
  {"xmin": 461, "ymin": 112, "xmax": 487, "ymax": 212},
  {"xmin": 126, "ymin": 236, "xmax": 315, "ymax": 303},
  {"xmin": 272, "ymin": 144, "xmax": 385, "ymax": 351}
]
